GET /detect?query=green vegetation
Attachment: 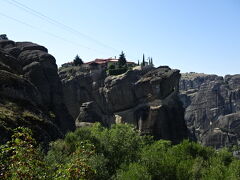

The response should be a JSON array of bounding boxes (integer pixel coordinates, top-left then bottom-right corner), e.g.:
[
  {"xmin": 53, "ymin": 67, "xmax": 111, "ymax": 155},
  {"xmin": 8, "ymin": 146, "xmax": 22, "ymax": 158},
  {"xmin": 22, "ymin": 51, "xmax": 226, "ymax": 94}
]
[
  {"xmin": 108, "ymin": 67, "xmax": 128, "ymax": 76},
  {"xmin": 0, "ymin": 127, "xmax": 49, "ymax": 179},
  {"xmin": 108, "ymin": 64, "xmax": 116, "ymax": 70},
  {"xmin": 108, "ymin": 51, "xmax": 132, "ymax": 76},
  {"xmin": 118, "ymin": 51, "xmax": 127, "ymax": 67},
  {"xmin": 73, "ymin": 55, "xmax": 83, "ymax": 66},
  {"xmin": 1, "ymin": 123, "xmax": 240, "ymax": 180},
  {"xmin": 142, "ymin": 53, "xmax": 146, "ymax": 66}
]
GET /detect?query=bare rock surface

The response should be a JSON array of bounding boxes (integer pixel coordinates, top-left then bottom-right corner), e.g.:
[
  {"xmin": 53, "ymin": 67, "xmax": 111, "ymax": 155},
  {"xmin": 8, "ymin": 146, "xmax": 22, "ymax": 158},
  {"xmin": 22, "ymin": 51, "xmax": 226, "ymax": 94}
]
[
  {"xmin": 180, "ymin": 72, "xmax": 240, "ymax": 148},
  {"xmin": 60, "ymin": 65, "xmax": 188, "ymax": 143},
  {"xmin": 0, "ymin": 39, "xmax": 74, "ymax": 144}
]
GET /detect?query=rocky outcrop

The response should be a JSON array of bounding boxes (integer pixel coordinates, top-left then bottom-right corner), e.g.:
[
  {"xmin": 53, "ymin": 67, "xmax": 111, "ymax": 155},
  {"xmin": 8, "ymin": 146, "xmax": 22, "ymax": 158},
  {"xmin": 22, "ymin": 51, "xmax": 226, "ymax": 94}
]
[
  {"xmin": 180, "ymin": 72, "xmax": 240, "ymax": 148},
  {"xmin": 0, "ymin": 39, "xmax": 74, "ymax": 144},
  {"xmin": 60, "ymin": 65, "xmax": 188, "ymax": 143}
]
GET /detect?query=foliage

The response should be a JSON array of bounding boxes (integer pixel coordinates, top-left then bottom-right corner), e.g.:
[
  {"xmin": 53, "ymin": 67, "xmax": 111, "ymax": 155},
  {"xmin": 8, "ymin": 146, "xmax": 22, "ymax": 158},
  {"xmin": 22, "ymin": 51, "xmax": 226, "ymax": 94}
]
[
  {"xmin": 0, "ymin": 127, "xmax": 49, "ymax": 180},
  {"xmin": 108, "ymin": 64, "xmax": 115, "ymax": 70},
  {"xmin": 52, "ymin": 142, "xmax": 96, "ymax": 180},
  {"xmin": 73, "ymin": 55, "xmax": 83, "ymax": 66},
  {"xmin": 116, "ymin": 163, "xmax": 151, "ymax": 180},
  {"xmin": 118, "ymin": 51, "xmax": 127, "ymax": 67},
  {"xmin": 2, "ymin": 124, "xmax": 240, "ymax": 179},
  {"xmin": 0, "ymin": 34, "xmax": 8, "ymax": 40},
  {"xmin": 46, "ymin": 123, "xmax": 152, "ymax": 179},
  {"xmin": 142, "ymin": 53, "xmax": 145, "ymax": 66},
  {"xmin": 108, "ymin": 67, "xmax": 128, "ymax": 76}
]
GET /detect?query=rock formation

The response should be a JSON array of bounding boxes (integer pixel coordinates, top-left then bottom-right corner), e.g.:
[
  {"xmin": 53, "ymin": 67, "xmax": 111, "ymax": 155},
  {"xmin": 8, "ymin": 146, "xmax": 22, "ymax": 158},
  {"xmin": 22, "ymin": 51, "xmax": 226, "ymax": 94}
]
[
  {"xmin": 60, "ymin": 65, "xmax": 188, "ymax": 143},
  {"xmin": 0, "ymin": 39, "xmax": 74, "ymax": 144},
  {"xmin": 180, "ymin": 72, "xmax": 240, "ymax": 148},
  {"xmin": 0, "ymin": 37, "xmax": 189, "ymax": 145}
]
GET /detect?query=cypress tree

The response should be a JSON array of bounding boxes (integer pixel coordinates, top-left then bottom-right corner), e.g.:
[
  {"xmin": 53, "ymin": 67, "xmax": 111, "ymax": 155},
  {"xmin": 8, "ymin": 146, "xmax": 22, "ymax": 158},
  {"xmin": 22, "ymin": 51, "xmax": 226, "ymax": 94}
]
[
  {"xmin": 151, "ymin": 57, "xmax": 153, "ymax": 66},
  {"xmin": 142, "ymin": 54, "xmax": 145, "ymax": 66}
]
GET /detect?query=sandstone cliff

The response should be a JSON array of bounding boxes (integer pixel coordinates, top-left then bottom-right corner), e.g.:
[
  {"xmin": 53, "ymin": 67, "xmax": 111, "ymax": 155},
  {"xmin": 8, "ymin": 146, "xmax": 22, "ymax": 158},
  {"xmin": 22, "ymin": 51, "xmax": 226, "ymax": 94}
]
[
  {"xmin": 180, "ymin": 72, "xmax": 240, "ymax": 148},
  {"xmin": 0, "ymin": 39, "xmax": 74, "ymax": 144},
  {"xmin": 60, "ymin": 65, "xmax": 188, "ymax": 143}
]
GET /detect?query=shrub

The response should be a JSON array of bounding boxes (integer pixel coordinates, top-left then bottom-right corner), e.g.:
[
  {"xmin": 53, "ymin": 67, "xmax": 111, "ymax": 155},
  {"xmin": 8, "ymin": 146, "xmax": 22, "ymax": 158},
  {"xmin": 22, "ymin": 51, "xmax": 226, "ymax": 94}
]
[
  {"xmin": 52, "ymin": 142, "xmax": 96, "ymax": 180},
  {"xmin": 94, "ymin": 123, "xmax": 151, "ymax": 174},
  {"xmin": 108, "ymin": 64, "xmax": 116, "ymax": 70},
  {"xmin": 108, "ymin": 67, "xmax": 127, "ymax": 76},
  {"xmin": 2, "ymin": 124, "xmax": 240, "ymax": 179},
  {"xmin": 0, "ymin": 127, "xmax": 49, "ymax": 180},
  {"xmin": 116, "ymin": 163, "xmax": 151, "ymax": 180},
  {"xmin": 46, "ymin": 123, "xmax": 152, "ymax": 179}
]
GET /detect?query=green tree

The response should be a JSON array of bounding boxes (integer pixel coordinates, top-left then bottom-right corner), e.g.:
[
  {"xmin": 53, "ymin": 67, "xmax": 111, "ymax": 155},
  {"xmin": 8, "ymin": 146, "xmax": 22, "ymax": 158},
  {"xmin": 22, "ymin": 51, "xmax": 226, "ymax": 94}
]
[
  {"xmin": 73, "ymin": 55, "xmax": 83, "ymax": 66},
  {"xmin": 142, "ymin": 54, "xmax": 145, "ymax": 66},
  {"xmin": 118, "ymin": 51, "xmax": 127, "ymax": 67},
  {"xmin": 116, "ymin": 163, "xmax": 151, "ymax": 180},
  {"xmin": 3, "ymin": 124, "xmax": 240, "ymax": 180},
  {"xmin": 0, "ymin": 127, "xmax": 49, "ymax": 180},
  {"xmin": 0, "ymin": 34, "xmax": 8, "ymax": 40}
]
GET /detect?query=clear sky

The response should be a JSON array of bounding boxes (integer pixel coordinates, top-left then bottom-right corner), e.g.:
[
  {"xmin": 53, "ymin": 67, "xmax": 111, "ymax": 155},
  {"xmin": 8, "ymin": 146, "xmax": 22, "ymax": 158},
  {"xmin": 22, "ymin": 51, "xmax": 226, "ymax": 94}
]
[{"xmin": 1, "ymin": 0, "xmax": 240, "ymax": 75}]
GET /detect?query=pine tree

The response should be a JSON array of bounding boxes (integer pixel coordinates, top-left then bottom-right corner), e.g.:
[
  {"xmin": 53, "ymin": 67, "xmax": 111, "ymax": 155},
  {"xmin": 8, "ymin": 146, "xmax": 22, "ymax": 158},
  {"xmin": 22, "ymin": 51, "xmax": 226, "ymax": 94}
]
[
  {"xmin": 118, "ymin": 51, "xmax": 127, "ymax": 67},
  {"xmin": 73, "ymin": 55, "xmax": 83, "ymax": 66}
]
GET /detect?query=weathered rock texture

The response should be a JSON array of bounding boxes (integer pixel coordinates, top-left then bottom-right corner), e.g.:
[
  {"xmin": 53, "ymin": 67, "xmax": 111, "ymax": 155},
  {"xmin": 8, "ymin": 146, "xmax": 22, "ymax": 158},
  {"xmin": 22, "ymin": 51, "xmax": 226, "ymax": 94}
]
[
  {"xmin": 180, "ymin": 72, "xmax": 240, "ymax": 148},
  {"xmin": 60, "ymin": 65, "xmax": 188, "ymax": 143},
  {"xmin": 0, "ymin": 39, "xmax": 74, "ymax": 144}
]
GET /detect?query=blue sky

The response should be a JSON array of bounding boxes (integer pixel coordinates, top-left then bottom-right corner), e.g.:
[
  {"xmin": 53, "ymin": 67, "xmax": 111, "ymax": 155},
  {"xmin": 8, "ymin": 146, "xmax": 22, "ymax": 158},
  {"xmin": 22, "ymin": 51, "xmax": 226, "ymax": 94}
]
[{"xmin": 0, "ymin": 0, "xmax": 240, "ymax": 75}]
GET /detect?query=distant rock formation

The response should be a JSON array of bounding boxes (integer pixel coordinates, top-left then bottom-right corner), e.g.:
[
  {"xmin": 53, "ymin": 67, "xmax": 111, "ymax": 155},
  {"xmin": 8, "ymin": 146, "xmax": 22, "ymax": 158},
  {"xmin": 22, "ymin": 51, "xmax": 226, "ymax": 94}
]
[
  {"xmin": 0, "ymin": 39, "xmax": 74, "ymax": 144},
  {"xmin": 180, "ymin": 72, "xmax": 240, "ymax": 148},
  {"xmin": 59, "ymin": 65, "xmax": 188, "ymax": 143}
]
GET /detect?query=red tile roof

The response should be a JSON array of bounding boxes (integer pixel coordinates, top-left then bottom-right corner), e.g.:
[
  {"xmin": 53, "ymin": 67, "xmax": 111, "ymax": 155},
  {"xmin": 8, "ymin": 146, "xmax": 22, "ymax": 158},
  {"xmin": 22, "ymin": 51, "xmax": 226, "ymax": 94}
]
[{"xmin": 85, "ymin": 58, "xmax": 136, "ymax": 65}]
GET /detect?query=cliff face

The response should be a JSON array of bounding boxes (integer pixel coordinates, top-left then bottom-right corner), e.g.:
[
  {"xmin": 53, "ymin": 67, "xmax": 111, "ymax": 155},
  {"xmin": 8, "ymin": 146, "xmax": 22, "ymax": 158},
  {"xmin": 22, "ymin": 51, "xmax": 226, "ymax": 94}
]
[
  {"xmin": 60, "ymin": 66, "xmax": 188, "ymax": 143},
  {"xmin": 0, "ymin": 37, "xmax": 189, "ymax": 144},
  {"xmin": 180, "ymin": 73, "xmax": 240, "ymax": 148},
  {"xmin": 0, "ymin": 39, "xmax": 74, "ymax": 144}
]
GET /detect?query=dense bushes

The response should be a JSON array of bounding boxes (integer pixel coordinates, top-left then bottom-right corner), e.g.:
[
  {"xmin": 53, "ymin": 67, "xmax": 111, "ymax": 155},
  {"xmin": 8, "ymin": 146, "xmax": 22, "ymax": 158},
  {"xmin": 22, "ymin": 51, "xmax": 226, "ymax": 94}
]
[
  {"xmin": 1, "ymin": 124, "xmax": 240, "ymax": 179},
  {"xmin": 108, "ymin": 67, "xmax": 128, "ymax": 76},
  {"xmin": 0, "ymin": 127, "xmax": 49, "ymax": 179},
  {"xmin": 45, "ymin": 123, "xmax": 151, "ymax": 179}
]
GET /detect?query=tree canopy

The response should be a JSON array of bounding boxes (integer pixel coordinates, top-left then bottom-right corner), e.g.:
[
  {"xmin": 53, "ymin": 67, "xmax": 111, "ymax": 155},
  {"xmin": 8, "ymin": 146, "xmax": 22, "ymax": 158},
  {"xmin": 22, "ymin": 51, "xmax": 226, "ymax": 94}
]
[
  {"xmin": 118, "ymin": 51, "xmax": 127, "ymax": 67},
  {"xmin": 2, "ymin": 124, "xmax": 240, "ymax": 179},
  {"xmin": 73, "ymin": 55, "xmax": 83, "ymax": 66}
]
